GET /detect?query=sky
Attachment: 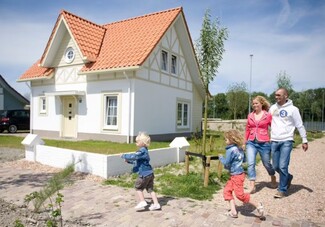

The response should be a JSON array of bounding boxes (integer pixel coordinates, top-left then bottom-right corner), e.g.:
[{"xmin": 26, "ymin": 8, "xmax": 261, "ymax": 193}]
[{"xmin": 0, "ymin": 0, "xmax": 324, "ymax": 97}]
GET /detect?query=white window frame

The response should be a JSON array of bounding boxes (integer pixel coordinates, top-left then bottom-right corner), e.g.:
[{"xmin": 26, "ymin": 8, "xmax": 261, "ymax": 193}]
[
  {"xmin": 103, "ymin": 93, "xmax": 120, "ymax": 131},
  {"xmin": 171, "ymin": 54, "xmax": 177, "ymax": 75},
  {"xmin": 64, "ymin": 47, "xmax": 75, "ymax": 64},
  {"xmin": 161, "ymin": 50, "xmax": 168, "ymax": 72},
  {"xmin": 176, "ymin": 100, "xmax": 190, "ymax": 129},
  {"xmin": 39, "ymin": 96, "xmax": 47, "ymax": 115}
]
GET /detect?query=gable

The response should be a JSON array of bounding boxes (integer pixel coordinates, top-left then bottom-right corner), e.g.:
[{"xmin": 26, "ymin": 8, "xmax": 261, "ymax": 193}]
[
  {"xmin": 137, "ymin": 14, "xmax": 204, "ymax": 98},
  {"xmin": 52, "ymin": 31, "xmax": 84, "ymax": 67},
  {"xmin": 0, "ymin": 75, "xmax": 29, "ymax": 110},
  {"xmin": 41, "ymin": 11, "xmax": 106, "ymax": 67}
]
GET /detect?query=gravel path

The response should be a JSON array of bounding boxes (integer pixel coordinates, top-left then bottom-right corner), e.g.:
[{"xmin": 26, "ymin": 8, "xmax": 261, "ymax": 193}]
[
  {"xmin": 1, "ymin": 136, "xmax": 325, "ymax": 225},
  {"xmin": 213, "ymin": 136, "xmax": 325, "ymax": 224}
]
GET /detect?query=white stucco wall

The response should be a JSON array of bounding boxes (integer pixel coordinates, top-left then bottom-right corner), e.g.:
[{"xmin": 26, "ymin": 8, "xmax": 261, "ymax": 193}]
[{"xmin": 132, "ymin": 79, "xmax": 193, "ymax": 135}]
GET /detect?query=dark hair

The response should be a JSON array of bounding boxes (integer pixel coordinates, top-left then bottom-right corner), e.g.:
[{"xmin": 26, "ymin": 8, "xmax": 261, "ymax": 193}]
[{"xmin": 277, "ymin": 87, "xmax": 289, "ymax": 96}]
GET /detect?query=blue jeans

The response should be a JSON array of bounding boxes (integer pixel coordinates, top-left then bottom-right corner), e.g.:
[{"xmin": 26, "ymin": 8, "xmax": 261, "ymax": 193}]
[
  {"xmin": 271, "ymin": 141, "xmax": 293, "ymax": 193},
  {"xmin": 246, "ymin": 140, "xmax": 275, "ymax": 181}
]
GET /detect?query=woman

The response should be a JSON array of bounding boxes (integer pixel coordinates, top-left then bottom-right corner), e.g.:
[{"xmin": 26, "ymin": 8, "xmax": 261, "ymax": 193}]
[{"xmin": 245, "ymin": 96, "xmax": 276, "ymax": 193}]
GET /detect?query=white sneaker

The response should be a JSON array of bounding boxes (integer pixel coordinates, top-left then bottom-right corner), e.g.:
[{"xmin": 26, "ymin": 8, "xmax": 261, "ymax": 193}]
[
  {"xmin": 149, "ymin": 203, "xmax": 161, "ymax": 211},
  {"xmin": 134, "ymin": 201, "xmax": 148, "ymax": 209}
]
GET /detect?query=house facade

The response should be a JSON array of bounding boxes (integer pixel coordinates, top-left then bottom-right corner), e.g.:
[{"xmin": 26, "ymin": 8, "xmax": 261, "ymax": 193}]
[
  {"xmin": 0, "ymin": 75, "xmax": 29, "ymax": 111},
  {"xmin": 18, "ymin": 7, "xmax": 204, "ymax": 143}
]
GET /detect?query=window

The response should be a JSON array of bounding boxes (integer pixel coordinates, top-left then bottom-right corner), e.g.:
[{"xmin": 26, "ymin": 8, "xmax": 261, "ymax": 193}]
[
  {"xmin": 39, "ymin": 97, "xmax": 47, "ymax": 114},
  {"xmin": 104, "ymin": 95, "xmax": 118, "ymax": 130},
  {"xmin": 161, "ymin": 50, "xmax": 168, "ymax": 71},
  {"xmin": 64, "ymin": 47, "xmax": 75, "ymax": 63},
  {"xmin": 171, "ymin": 55, "xmax": 177, "ymax": 74},
  {"xmin": 177, "ymin": 101, "xmax": 189, "ymax": 128}
]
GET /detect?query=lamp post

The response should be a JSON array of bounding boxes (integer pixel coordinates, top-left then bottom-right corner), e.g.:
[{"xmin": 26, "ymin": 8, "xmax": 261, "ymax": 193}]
[
  {"xmin": 248, "ymin": 54, "xmax": 253, "ymax": 114},
  {"xmin": 322, "ymin": 90, "xmax": 324, "ymax": 126}
]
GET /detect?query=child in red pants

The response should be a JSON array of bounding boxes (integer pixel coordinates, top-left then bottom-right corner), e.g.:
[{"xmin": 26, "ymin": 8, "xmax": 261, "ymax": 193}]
[{"xmin": 219, "ymin": 130, "xmax": 265, "ymax": 218}]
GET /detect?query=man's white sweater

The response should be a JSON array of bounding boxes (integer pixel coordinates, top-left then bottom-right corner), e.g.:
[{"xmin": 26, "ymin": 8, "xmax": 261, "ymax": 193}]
[{"xmin": 269, "ymin": 99, "xmax": 308, "ymax": 143}]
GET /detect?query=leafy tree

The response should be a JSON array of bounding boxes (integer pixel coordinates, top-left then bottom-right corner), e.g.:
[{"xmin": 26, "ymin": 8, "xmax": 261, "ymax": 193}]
[
  {"xmin": 276, "ymin": 71, "xmax": 293, "ymax": 92},
  {"xmin": 214, "ymin": 93, "xmax": 229, "ymax": 119},
  {"xmin": 269, "ymin": 71, "xmax": 294, "ymax": 103},
  {"xmin": 226, "ymin": 82, "xmax": 249, "ymax": 119},
  {"xmin": 195, "ymin": 9, "xmax": 228, "ymax": 154}
]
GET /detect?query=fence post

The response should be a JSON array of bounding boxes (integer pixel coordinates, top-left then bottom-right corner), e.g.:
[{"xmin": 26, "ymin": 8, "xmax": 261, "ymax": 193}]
[
  {"xmin": 217, "ymin": 160, "xmax": 223, "ymax": 178},
  {"xmin": 204, "ymin": 156, "xmax": 211, "ymax": 187},
  {"xmin": 185, "ymin": 153, "xmax": 189, "ymax": 175}
]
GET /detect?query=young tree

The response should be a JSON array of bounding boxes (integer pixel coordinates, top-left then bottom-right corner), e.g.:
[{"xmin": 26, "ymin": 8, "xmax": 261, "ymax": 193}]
[{"xmin": 195, "ymin": 9, "xmax": 228, "ymax": 154}]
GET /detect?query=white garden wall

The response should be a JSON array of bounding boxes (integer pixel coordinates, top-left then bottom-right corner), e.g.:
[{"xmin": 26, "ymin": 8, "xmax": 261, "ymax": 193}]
[{"xmin": 22, "ymin": 134, "xmax": 189, "ymax": 179}]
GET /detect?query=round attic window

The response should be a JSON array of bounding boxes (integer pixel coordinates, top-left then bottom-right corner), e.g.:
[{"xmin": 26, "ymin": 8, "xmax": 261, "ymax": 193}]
[{"xmin": 64, "ymin": 47, "xmax": 75, "ymax": 63}]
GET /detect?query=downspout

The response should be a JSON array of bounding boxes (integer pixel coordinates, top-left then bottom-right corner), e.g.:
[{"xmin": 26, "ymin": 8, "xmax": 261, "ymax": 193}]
[
  {"xmin": 25, "ymin": 82, "xmax": 33, "ymax": 134},
  {"xmin": 123, "ymin": 71, "xmax": 131, "ymax": 144}
]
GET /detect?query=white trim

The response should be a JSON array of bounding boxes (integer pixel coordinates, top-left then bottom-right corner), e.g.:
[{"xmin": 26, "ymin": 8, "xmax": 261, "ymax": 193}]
[
  {"xmin": 45, "ymin": 90, "xmax": 85, "ymax": 96},
  {"xmin": 39, "ymin": 96, "xmax": 47, "ymax": 115},
  {"xmin": 64, "ymin": 47, "xmax": 75, "ymax": 64}
]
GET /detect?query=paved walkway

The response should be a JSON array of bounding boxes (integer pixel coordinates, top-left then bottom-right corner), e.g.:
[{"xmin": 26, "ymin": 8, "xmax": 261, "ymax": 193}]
[{"xmin": 1, "ymin": 147, "xmax": 324, "ymax": 226}]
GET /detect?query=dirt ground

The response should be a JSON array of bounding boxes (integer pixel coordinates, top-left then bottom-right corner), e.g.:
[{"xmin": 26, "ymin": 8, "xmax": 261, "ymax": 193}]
[{"xmin": 0, "ymin": 148, "xmax": 91, "ymax": 227}]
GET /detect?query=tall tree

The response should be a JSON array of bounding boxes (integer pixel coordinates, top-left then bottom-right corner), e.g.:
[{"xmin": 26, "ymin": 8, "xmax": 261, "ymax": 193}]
[
  {"xmin": 226, "ymin": 82, "xmax": 249, "ymax": 119},
  {"xmin": 277, "ymin": 71, "xmax": 293, "ymax": 92},
  {"xmin": 195, "ymin": 9, "xmax": 228, "ymax": 155},
  {"xmin": 269, "ymin": 70, "xmax": 294, "ymax": 103},
  {"xmin": 214, "ymin": 93, "xmax": 229, "ymax": 119}
]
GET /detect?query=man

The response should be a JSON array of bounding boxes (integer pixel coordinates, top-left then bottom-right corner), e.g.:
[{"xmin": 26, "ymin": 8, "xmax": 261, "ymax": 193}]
[{"xmin": 269, "ymin": 88, "xmax": 308, "ymax": 198}]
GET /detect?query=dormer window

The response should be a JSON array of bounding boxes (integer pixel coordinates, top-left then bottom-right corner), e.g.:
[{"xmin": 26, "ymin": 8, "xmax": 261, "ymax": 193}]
[{"xmin": 64, "ymin": 47, "xmax": 75, "ymax": 63}]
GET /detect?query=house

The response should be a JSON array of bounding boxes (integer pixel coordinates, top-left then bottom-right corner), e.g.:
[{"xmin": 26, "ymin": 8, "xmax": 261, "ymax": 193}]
[
  {"xmin": 0, "ymin": 75, "xmax": 29, "ymax": 111},
  {"xmin": 17, "ymin": 7, "xmax": 205, "ymax": 143}
]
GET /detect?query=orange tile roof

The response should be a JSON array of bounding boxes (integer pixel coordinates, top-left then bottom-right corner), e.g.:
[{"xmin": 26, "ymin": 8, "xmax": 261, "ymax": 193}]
[
  {"xmin": 18, "ymin": 7, "xmax": 182, "ymax": 81},
  {"xmin": 82, "ymin": 7, "xmax": 182, "ymax": 72},
  {"xmin": 61, "ymin": 10, "xmax": 106, "ymax": 62},
  {"xmin": 19, "ymin": 60, "xmax": 54, "ymax": 81}
]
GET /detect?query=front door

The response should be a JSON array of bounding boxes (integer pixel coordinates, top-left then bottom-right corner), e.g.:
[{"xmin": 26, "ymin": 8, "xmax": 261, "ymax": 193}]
[{"xmin": 61, "ymin": 96, "xmax": 77, "ymax": 138}]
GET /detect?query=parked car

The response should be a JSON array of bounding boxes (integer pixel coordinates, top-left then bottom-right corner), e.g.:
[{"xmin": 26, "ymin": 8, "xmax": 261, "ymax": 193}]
[{"xmin": 0, "ymin": 109, "xmax": 30, "ymax": 133}]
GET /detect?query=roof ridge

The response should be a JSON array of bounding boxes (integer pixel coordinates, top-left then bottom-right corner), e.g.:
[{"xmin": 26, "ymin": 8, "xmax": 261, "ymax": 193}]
[
  {"xmin": 103, "ymin": 6, "xmax": 182, "ymax": 26},
  {"xmin": 60, "ymin": 9, "xmax": 104, "ymax": 29}
]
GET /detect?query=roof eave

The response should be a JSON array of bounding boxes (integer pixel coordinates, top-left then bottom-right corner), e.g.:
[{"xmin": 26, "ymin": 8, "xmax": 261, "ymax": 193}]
[
  {"xmin": 78, "ymin": 66, "xmax": 140, "ymax": 75},
  {"xmin": 17, "ymin": 73, "xmax": 55, "ymax": 82}
]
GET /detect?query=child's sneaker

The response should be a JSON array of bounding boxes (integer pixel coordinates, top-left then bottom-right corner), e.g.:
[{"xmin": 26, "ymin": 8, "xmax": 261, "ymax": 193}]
[
  {"xmin": 257, "ymin": 203, "xmax": 264, "ymax": 216},
  {"xmin": 149, "ymin": 203, "xmax": 161, "ymax": 211},
  {"xmin": 134, "ymin": 201, "xmax": 148, "ymax": 209}
]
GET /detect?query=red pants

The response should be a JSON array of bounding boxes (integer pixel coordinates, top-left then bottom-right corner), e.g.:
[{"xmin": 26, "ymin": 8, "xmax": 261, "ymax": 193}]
[{"xmin": 223, "ymin": 173, "xmax": 250, "ymax": 203}]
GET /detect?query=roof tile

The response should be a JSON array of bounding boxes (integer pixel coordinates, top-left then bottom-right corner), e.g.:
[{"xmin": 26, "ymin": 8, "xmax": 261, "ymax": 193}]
[
  {"xmin": 19, "ymin": 60, "xmax": 54, "ymax": 80},
  {"xmin": 19, "ymin": 7, "xmax": 182, "ymax": 80}
]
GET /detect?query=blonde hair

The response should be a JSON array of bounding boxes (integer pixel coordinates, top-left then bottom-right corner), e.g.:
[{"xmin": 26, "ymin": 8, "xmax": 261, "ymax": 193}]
[
  {"xmin": 253, "ymin": 95, "xmax": 270, "ymax": 111},
  {"xmin": 136, "ymin": 132, "xmax": 151, "ymax": 147},
  {"xmin": 224, "ymin": 129, "xmax": 244, "ymax": 147}
]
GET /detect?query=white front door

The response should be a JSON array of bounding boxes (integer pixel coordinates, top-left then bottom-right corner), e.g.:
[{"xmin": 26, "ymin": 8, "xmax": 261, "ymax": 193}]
[{"xmin": 62, "ymin": 96, "xmax": 77, "ymax": 138}]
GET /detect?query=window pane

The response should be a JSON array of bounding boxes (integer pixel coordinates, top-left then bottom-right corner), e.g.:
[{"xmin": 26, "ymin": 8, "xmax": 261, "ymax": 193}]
[
  {"xmin": 161, "ymin": 50, "xmax": 168, "ymax": 71},
  {"xmin": 106, "ymin": 96, "xmax": 117, "ymax": 126},
  {"xmin": 183, "ymin": 104, "xmax": 188, "ymax": 126},
  {"xmin": 171, "ymin": 55, "xmax": 177, "ymax": 74},
  {"xmin": 42, "ymin": 98, "xmax": 46, "ymax": 110},
  {"xmin": 177, "ymin": 103, "xmax": 182, "ymax": 126},
  {"xmin": 177, "ymin": 102, "xmax": 189, "ymax": 128}
]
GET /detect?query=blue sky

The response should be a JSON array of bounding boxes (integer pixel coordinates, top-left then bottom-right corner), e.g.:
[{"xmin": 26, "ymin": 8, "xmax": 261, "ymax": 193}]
[{"xmin": 0, "ymin": 0, "xmax": 324, "ymax": 97}]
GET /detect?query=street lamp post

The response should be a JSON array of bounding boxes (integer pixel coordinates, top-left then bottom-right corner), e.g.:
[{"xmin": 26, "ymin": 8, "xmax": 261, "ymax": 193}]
[{"xmin": 248, "ymin": 54, "xmax": 253, "ymax": 114}]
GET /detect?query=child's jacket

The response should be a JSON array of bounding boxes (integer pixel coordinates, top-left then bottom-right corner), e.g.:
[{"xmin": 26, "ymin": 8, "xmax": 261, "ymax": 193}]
[
  {"xmin": 121, "ymin": 146, "xmax": 153, "ymax": 177},
  {"xmin": 219, "ymin": 144, "xmax": 245, "ymax": 175}
]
